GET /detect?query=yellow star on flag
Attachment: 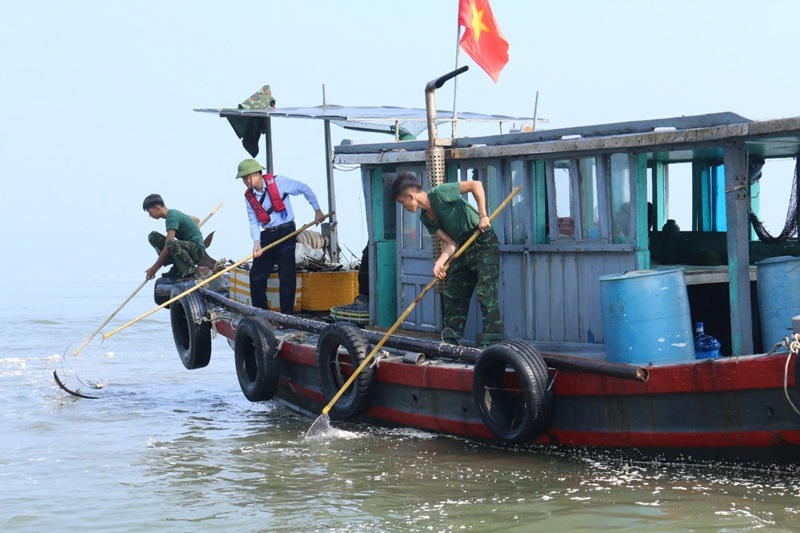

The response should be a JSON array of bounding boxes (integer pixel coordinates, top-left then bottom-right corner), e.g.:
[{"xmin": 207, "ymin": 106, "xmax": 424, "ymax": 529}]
[{"xmin": 469, "ymin": 2, "xmax": 491, "ymax": 41}]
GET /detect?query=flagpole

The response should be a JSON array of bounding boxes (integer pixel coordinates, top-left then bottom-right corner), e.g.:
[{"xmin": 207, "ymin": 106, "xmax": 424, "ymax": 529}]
[{"xmin": 452, "ymin": 23, "xmax": 462, "ymax": 140}]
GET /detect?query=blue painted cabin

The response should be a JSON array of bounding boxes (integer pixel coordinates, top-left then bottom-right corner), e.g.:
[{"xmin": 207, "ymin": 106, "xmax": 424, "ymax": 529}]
[{"xmin": 335, "ymin": 112, "xmax": 800, "ymax": 358}]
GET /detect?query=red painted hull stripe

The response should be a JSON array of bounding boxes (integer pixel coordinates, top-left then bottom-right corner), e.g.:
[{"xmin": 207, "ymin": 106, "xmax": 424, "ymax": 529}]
[
  {"xmin": 281, "ymin": 341, "xmax": 796, "ymax": 396},
  {"xmin": 219, "ymin": 321, "xmax": 798, "ymax": 398},
  {"xmin": 280, "ymin": 378, "xmax": 324, "ymax": 404}
]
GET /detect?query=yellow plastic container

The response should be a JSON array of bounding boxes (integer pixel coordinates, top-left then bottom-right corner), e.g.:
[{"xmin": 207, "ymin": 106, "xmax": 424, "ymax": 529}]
[
  {"xmin": 229, "ymin": 266, "xmax": 302, "ymax": 312},
  {"xmin": 300, "ymin": 271, "xmax": 358, "ymax": 311}
]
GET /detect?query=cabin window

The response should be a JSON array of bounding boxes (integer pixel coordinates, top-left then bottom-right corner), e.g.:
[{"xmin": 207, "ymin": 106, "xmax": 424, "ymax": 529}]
[
  {"xmin": 545, "ymin": 157, "xmax": 601, "ymax": 241},
  {"xmin": 401, "ymin": 207, "xmax": 432, "ymax": 250},
  {"xmin": 380, "ymin": 171, "xmax": 398, "ymax": 240},
  {"xmin": 400, "ymin": 171, "xmax": 432, "ymax": 252},
  {"xmin": 647, "ymin": 161, "xmax": 665, "ymax": 232},
  {"xmin": 460, "ymin": 163, "xmax": 515, "ymax": 241},
  {"xmin": 664, "ymin": 162, "xmax": 692, "ymax": 231},
  {"xmin": 400, "ymin": 196, "xmax": 418, "ymax": 250},
  {"xmin": 702, "ymin": 163, "xmax": 727, "ymax": 231},
  {"xmin": 465, "ymin": 166, "xmax": 484, "ymax": 212},
  {"xmin": 610, "ymin": 153, "xmax": 632, "ymax": 243},
  {"xmin": 459, "ymin": 165, "xmax": 496, "ymax": 210},
  {"xmin": 508, "ymin": 159, "xmax": 529, "ymax": 245},
  {"xmin": 750, "ymin": 157, "xmax": 797, "ymax": 240},
  {"xmin": 579, "ymin": 158, "xmax": 600, "ymax": 240},
  {"xmin": 552, "ymin": 160, "xmax": 575, "ymax": 239}
]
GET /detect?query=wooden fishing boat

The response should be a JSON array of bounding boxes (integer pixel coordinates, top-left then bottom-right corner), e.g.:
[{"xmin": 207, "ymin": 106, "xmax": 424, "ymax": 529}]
[{"xmin": 165, "ymin": 71, "xmax": 800, "ymax": 464}]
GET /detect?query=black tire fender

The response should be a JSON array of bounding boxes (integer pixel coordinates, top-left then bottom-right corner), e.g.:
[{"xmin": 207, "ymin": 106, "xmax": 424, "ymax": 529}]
[
  {"xmin": 154, "ymin": 276, "xmax": 174, "ymax": 308},
  {"xmin": 316, "ymin": 322, "xmax": 375, "ymax": 419},
  {"xmin": 170, "ymin": 283, "xmax": 212, "ymax": 370},
  {"xmin": 473, "ymin": 340, "xmax": 554, "ymax": 443},
  {"xmin": 234, "ymin": 317, "xmax": 280, "ymax": 402}
]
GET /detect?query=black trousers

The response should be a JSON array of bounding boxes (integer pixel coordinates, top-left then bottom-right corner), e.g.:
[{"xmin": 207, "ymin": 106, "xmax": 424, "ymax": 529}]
[
  {"xmin": 358, "ymin": 244, "xmax": 369, "ymax": 297},
  {"xmin": 249, "ymin": 222, "xmax": 297, "ymax": 314}
]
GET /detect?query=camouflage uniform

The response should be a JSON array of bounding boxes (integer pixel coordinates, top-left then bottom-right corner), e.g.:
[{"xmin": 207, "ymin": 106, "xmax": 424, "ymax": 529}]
[
  {"xmin": 442, "ymin": 229, "xmax": 503, "ymax": 348},
  {"xmin": 420, "ymin": 182, "xmax": 503, "ymax": 348},
  {"xmin": 148, "ymin": 209, "xmax": 205, "ymax": 278},
  {"xmin": 148, "ymin": 232, "xmax": 204, "ymax": 278}
]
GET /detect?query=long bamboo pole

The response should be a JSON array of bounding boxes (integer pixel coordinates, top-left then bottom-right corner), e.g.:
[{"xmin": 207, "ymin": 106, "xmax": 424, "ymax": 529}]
[
  {"xmin": 101, "ymin": 212, "xmax": 333, "ymax": 341},
  {"xmin": 319, "ymin": 187, "xmax": 521, "ymax": 417},
  {"xmin": 72, "ymin": 202, "xmax": 224, "ymax": 356}
]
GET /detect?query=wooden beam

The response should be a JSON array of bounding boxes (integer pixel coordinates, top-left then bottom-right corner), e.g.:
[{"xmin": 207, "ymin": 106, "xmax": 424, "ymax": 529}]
[
  {"xmin": 651, "ymin": 161, "xmax": 667, "ymax": 231},
  {"xmin": 724, "ymin": 142, "xmax": 754, "ymax": 354}
]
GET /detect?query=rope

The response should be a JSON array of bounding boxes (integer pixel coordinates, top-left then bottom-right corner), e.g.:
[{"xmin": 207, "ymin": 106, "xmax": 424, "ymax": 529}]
[
  {"xmin": 440, "ymin": 327, "xmax": 466, "ymax": 346},
  {"xmin": 547, "ymin": 369, "xmax": 559, "ymax": 392},
  {"xmin": 483, "ymin": 386, "xmax": 525, "ymax": 392},
  {"xmin": 297, "ymin": 230, "xmax": 325, "ymax": 249},
  {"xmin": 369, "ymin": 350, "xmax": 389, "ymax": 369},
  {"xmin": 276, "ymin": 331, "xmax": 307, "ymax": 351},
  {"xmin": 765, "ymin": 338, "xmax": 788, "ymax": 357},
  {"xmin": 783, "ymin": 333, "xmax": 800, "ymax": 416}
]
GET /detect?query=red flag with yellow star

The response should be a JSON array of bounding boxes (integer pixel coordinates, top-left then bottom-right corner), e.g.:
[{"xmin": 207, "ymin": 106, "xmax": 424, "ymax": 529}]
[{"xmin": 458, "ymin": 0, "xmax": 509, "ymax": 82}]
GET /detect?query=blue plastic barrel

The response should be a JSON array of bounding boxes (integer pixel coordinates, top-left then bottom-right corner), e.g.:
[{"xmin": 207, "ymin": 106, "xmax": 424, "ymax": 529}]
[
  {"xmin": 599, "ymin": 268, "xmax": 696, "ymax": 365},
  {"xmin": 755, "ymin": 255, "xmax": 800, "ymax": 350}
]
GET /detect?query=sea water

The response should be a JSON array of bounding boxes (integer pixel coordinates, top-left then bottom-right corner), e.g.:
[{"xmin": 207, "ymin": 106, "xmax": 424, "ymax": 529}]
[{"xmin": 1, "ymin": 280, "xmax": 799, "ymax": 532}]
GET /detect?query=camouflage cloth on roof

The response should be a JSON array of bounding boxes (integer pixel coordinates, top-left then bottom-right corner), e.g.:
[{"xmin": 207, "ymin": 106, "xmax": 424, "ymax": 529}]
[
  {"xmin": 238, "ymin": 85, "xmax": 276, "ymax": 110},
  {"xmin": 229, "ymin": 84, "xmax": 277, "ymax": 157}
]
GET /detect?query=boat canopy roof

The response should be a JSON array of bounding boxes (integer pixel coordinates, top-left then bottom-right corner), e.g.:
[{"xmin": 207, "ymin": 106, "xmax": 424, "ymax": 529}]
[
  {"xmin": 196, "ymin": 104, "xmax": 532, "ymax": 157},
  {"xmin": 194, "ymin": 104, "xmax": 530, "ymax": 123}
]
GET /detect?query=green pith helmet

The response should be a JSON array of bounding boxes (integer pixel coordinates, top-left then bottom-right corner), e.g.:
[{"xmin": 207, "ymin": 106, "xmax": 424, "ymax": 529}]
[{"xmin": 236, "ymin": 158, "xmax": 265, "ymax": 179}]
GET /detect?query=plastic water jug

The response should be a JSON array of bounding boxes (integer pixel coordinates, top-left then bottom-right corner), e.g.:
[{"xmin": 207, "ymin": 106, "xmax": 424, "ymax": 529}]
[{"xmin": 694, "ymin": 322, "xmax": 721, "ymax": 359}]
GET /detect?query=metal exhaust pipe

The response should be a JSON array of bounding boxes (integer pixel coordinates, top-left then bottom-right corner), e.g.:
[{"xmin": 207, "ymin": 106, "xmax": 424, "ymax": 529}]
[
  {"xmin": 424, "ymin": 66, "xmax": 469, "ymax": 185},
  {"xmin": 424, "ymin": 65, "xmax": 469, "ymax": 149},
  {"xmin": 424, "ymin": 66, "xmax": 470, "ymax": 270}
]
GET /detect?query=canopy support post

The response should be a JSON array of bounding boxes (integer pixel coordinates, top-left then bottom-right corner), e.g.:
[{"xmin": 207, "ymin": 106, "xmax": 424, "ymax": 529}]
[{"xmin": 322, "ymin": 84, "xmax": 339, "ymax": 263}]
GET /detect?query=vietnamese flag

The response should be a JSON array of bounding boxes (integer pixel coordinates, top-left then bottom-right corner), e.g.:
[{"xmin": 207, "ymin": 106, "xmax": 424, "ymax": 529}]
[{"xmin": 458, "ymin": 0, "xmax": 509, "ymax": 82}]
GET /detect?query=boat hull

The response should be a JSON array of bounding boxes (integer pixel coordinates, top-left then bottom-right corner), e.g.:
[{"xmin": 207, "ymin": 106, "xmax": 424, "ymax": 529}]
[{"xmin": 209, "ymin": 306, "xmax": 800, "ymax": 465}]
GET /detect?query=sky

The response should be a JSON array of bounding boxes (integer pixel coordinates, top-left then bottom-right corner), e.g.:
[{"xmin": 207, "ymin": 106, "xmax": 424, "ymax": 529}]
[{"xmin": 2, "ymin": 0, "xmax": 800, "ymax": 287}]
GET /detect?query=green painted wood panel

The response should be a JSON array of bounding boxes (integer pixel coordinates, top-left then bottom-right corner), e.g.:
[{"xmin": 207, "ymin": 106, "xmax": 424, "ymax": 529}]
[{"xmin": 370, "ymin": 166, "xmax": 398, "ymax": 327}]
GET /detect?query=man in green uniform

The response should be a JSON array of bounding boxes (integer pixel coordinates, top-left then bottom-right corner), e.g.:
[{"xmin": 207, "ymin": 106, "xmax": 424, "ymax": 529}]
[
  {"xmin": 142, "ymin": 194, "xmax": 206, "ymax": 280},
  {"xmin": 391, "ymin": 173, "xmax": 503, "ymax": 348}
]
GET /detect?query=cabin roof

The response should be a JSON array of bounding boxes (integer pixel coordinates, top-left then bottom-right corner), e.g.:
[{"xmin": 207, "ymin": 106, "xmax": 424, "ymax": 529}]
[{"xmin": 333, "ymin": 112, "xmax": 800, "ymax": 165}]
